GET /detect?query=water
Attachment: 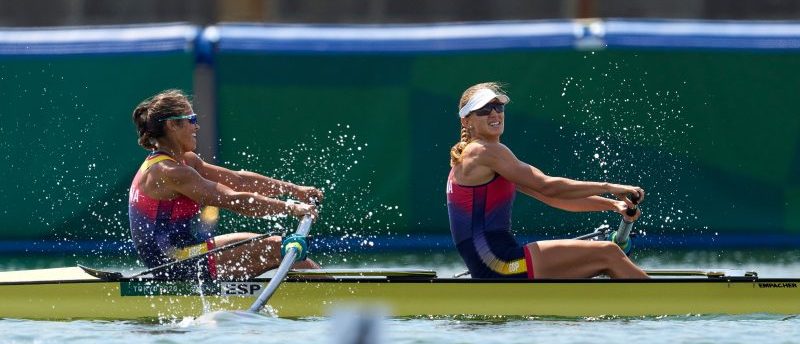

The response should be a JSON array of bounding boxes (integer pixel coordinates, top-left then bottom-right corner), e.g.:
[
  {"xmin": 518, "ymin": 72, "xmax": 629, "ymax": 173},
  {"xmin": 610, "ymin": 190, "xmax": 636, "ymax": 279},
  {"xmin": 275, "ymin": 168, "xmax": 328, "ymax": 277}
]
[
  {"xmin": 1, "ymin": 249, "xmax": 799, "ymax": 344},
  {"xmin": 2, "ymin": 314, "xmax": 799, "ymax": 344}
]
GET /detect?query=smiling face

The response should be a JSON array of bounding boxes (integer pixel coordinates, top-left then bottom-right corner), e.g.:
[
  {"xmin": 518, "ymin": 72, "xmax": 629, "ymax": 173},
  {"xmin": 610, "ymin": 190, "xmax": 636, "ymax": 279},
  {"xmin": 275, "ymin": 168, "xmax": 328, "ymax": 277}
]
[
  {"xmin": 133, "ymin": 89, "xmax": 199, "ymax": 153},
  {"xmin": 160, "ymin": 103, "xmax": 199, "ymax": 153},
  {"xmin": 168, "ymin": 112, "xmax": 199, "ymax": 152},
  {"xmin": 462, "ymin": 99, "xmax": 506, "ymax": 142}
]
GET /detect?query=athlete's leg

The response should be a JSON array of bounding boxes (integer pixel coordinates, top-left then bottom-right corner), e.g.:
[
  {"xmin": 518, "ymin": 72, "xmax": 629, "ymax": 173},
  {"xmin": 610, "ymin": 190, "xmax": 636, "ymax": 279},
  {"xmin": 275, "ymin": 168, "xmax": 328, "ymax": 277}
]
[
  {"xmin": 526, "ymin": 239, "xmax": 648, "ymax": 279},
  {"xmin": 212, "ymin": 232, "xmax": 320, "ymax": 280}
]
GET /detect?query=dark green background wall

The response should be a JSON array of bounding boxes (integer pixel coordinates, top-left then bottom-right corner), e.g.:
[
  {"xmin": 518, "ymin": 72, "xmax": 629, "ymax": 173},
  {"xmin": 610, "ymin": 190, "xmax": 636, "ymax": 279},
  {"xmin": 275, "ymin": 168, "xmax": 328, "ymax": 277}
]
[
  {"xmin": 0, "ymin": 54, "xmax": 194, "ymax": 240},
  {"xmin": 215, "ymin": 49, "xmax": 800, "ymax": 239},
  {"xmin": 1, "ymin": 47, "xmax": 798, "ymax": 242}
]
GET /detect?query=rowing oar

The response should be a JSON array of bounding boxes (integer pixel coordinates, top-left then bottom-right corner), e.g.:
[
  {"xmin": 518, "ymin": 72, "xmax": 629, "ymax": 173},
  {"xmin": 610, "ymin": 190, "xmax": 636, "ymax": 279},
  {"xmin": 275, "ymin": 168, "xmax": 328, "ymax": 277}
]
[
  {"xmin": 129, "ymin": 233, "xmax": 275, "ymax": 278},
  {"xmin": 248, "ymin": 213, "xmax": 313, "ymax": 313},
  {"xmin": 609, "ymin": 193, "xmax": 641, "ymax": 255},
  {"xmin": 572, "ymin": 193, "xmax": 641, "ymax": 241}
]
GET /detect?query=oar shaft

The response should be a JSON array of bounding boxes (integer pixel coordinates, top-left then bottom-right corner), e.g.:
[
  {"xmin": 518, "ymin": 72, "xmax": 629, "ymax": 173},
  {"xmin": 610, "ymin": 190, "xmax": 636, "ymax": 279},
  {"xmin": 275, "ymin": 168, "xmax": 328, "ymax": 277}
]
[
  {"xmin": 132, "ymin": 233, "xmax": 274, "ymax": 278},
  {"xmin": 248, "ymin": 215, "xmax": 313, "ymax": 313},
  {"xmin": 247, "ymin": 247, "xmax": 300, "ymax": 312},
  {"xmin": 573, "ymin": 231, "xmax": 607, "ymax": 240},
  {"xmin": 293, "ymin": 214, "xmax": 313, "ymax": 237},
  {"xmin": 613, "ymin": 193, "xmax": 641, "ymax": 244},
  {"xmin": 614, "ymin": 219, "xmax": 634, "ymax": 244}
]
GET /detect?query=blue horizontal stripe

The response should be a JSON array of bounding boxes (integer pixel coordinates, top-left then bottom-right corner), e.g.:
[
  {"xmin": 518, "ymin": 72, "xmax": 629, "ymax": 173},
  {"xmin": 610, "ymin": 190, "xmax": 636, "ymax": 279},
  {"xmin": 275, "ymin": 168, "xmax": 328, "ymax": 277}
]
[
  {"xmin": 4, "ymin": 20, "xmax": 800, "ymax": 57},
  {"xmin": 0, "ymin": 24, "xmax": 199, "ymax": 56},
  {"xmin": 208, "ymin": 21, "xmax": 579, "ymax": 53},
  {"xmin": 362, "ymin": 233, "xmax": 800, "ymax": 250},
  {"xmin": 210, "ymin": 20, "xmax": 800, "ymax": 53},
  {"xmin": 605, "ymin": 19, "xmax": 800, "ymax": 50},
  {"xmin": 605, "ymin": 35, "xmax": 800, "ymax": 50},
  {"xmin": 1, "ymin": 233, "xmax": 798, "ymax": 254},
  {"xmin": 0, "ymin": 240, "xmax": 133, "ymax": 254}
]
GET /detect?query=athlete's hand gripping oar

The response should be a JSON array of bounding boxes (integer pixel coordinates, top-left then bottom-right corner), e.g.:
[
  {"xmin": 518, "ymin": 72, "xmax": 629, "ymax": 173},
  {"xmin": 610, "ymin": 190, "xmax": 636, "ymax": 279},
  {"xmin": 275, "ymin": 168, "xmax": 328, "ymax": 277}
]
[
  {"xmin": 610, "ymin": 193, "xmax": 641, "ymax": 255},
  {"xmin": 248, "ymin": 213, "xmax": 313, "ymax": 313}
]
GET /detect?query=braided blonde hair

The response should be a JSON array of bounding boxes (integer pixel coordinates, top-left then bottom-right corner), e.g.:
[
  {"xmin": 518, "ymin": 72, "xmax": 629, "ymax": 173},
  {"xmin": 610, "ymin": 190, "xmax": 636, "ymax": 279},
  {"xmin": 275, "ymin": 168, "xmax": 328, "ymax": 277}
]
[{"xmin": 449, "ymin": 82, "xmax": 506, "ymax": 167}]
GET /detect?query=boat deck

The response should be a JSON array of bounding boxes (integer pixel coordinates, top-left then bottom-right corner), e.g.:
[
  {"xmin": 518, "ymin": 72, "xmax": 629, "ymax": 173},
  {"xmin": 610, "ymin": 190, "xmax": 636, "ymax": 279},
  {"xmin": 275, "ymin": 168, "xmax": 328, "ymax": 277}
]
[{"xmin": 0, "ymin": 266, "xmax": 798, "ymax": 320}]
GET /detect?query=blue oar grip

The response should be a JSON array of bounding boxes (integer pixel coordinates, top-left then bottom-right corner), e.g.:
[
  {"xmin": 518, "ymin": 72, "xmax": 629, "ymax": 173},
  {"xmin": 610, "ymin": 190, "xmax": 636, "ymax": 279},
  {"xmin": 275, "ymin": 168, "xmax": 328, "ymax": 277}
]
[{"xmin": 281, "ymin": 234, "xmax": 308, "ymax": 261}]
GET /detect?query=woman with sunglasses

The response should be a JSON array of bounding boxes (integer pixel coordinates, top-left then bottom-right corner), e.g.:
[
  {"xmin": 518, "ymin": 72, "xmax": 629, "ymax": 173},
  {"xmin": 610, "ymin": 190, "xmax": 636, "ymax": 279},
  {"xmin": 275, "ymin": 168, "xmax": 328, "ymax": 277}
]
[
  {"xmin": 130, "ymin": 89, "xmax": 322, "ymax": 280},
  {"xmin": 447, "ymin": 82, "xmax": 648, "ymax": 279}
]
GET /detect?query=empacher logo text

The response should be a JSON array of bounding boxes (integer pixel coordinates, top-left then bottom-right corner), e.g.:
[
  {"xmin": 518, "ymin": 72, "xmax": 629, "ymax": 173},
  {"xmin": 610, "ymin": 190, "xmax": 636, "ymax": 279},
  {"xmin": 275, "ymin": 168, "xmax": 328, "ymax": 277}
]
[{"xmin": 757, "ymin": 282, "xmax": 797, "ymax": 288}]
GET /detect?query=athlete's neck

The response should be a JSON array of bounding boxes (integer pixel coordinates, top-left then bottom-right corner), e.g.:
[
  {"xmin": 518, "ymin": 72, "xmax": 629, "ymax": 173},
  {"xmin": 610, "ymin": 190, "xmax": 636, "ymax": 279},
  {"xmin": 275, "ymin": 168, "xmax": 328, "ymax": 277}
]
[
  {"xmin": 153, "ymin": 142, "xmax": 184, "ymax": 161},
  {"xmin": 473, "ymin": 136, "xmax": 501, "ymax": 144}
]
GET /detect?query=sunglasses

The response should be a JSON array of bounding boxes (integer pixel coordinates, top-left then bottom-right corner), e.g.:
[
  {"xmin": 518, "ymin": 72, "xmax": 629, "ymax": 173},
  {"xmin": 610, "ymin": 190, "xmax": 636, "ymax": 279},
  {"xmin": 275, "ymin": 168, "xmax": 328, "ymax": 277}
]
[
  {"xmin": 471, "ymin": 102, "xmax": 505, "ymax": 117},
  {"xmin": 159, "ymin": 113, "xmax": 198, "ymax": 125}
]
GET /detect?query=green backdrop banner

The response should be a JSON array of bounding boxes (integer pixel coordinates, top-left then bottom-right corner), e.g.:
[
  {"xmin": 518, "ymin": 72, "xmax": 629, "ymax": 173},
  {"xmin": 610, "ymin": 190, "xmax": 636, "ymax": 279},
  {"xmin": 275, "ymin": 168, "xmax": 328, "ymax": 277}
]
[
  {"xmin": 2, "ymin": 22, "xmax": 800, "ymax": 246},
  {"xmin": 214, "ymin": 50, "xmax": 800, "ymax": 239},
  {"xmin": 0, "ymin": 55, "xmax": 194, "ymax": 240}
]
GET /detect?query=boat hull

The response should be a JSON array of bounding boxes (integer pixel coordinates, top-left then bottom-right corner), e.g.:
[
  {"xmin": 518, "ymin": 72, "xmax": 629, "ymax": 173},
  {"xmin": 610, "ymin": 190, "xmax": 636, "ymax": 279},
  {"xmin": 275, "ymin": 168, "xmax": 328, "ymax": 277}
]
[{"xmin": 1, "ymin": 277, "xmax": 798, "ymax": 320}]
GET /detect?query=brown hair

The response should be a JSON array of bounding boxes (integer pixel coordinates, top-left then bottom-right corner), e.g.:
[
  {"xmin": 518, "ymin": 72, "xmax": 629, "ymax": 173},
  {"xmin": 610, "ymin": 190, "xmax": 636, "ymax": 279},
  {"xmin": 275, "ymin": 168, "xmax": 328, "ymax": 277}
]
[
  {"xmin": 449, "ymin": 82, "xmax": 506, "ymax": 166},
  {"xmin": 132, "ymin": 89, "xmax": 192, "ymax": 150}
]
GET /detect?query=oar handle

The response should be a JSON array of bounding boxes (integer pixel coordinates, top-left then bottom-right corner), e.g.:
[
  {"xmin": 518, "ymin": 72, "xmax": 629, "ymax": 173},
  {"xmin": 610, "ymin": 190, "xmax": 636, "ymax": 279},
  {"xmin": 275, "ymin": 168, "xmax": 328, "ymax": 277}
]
[
  {"xmin": 248, "ymin": 214, "xmax": 313, "ymax": 313},
  {"xmin": 615, "ymin": 193, "xmax": 641, "ymax": 245},
  {"xmin": 625, "ymin": 192, "xmax": 641, "ymax": 217}
]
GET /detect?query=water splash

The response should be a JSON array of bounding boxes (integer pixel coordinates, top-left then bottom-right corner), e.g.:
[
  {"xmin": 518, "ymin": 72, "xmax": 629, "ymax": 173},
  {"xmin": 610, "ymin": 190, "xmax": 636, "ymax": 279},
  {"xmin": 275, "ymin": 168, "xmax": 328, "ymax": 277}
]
[
  {"xmin": 553, "ymin": 57, "xmax": 702, "ymax": 249},
  {"xmin": 180, "ymin": 309, "xmax": 284, "ymax": 328},
  {"xmin": 218, "ymin": 124, "xmax": 403, "ymax": 265}
]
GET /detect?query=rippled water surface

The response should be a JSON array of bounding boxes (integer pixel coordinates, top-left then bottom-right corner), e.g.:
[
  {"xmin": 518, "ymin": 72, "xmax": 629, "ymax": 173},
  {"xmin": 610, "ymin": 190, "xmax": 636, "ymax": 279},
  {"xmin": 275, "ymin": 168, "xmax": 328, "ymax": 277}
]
[{"xmin": 2, "ymin": 313, "xmax": 799, "ymax": 344}]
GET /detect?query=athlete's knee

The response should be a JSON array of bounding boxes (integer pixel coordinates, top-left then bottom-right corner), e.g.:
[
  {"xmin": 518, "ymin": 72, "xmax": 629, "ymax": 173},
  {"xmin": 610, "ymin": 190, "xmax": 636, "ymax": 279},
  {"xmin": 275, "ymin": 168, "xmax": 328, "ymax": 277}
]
[
  {"xmin": 253, "ymin": 236, "xmax": 278, "ymax": 251},
  {"xmin": 253, "ymin": 236, "xmax": 282, "ymax": 260},
  {"xmin": 267, "ymin": 235, "xmax": 282, "ymax": 246},
  {"xmin": 595, "ymin": 241, "xmax": 625, "ymax": 263}
]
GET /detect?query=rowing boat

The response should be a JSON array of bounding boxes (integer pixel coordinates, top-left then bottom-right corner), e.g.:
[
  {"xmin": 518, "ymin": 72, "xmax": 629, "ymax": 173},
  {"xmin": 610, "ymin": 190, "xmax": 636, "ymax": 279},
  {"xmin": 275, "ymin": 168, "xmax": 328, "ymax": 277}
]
[{"xmin": 1, "ymin": 266, "xmax": 797, "ymax": 321}]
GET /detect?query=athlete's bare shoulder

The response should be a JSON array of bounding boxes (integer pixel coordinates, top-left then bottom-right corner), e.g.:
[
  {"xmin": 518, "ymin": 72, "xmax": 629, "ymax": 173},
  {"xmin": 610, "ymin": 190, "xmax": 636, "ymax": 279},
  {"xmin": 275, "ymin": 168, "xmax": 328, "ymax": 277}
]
[
  {"xmin": 462, "ymin": 140, "xmax": 512, "ymax": 161},
  {"xmin": 181, "ymin": 151, "xmax": 204, "ymax": 170},
  {"xmin": 137, "ymin": 158, "xmax": 184, "ymax": 199},
  {"xmin": 455, "ymin": 141, "xmax": 506, "ymax": 184},
  {"xmin": 157, "ymin": 160, "xmax": 199, "ymax": 182}
]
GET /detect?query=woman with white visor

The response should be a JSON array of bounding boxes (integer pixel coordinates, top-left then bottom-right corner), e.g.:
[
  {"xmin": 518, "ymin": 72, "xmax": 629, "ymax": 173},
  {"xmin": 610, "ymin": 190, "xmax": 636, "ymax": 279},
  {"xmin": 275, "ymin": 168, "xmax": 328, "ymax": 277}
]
[{"xmin": 446, "ymin": 82, "xmax": 648, "ymax": 279}]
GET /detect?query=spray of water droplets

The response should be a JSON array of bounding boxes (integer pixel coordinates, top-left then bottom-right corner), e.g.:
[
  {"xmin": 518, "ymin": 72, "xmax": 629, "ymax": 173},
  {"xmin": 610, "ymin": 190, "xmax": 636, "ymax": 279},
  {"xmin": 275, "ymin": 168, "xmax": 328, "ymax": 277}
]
[
  {"xmin": 218, "ymin": 124, "xmax": 403, "ymax": 265},
  {"xmin": 554, "ymin": 57, "xmax": 703, "ymax": 248}
]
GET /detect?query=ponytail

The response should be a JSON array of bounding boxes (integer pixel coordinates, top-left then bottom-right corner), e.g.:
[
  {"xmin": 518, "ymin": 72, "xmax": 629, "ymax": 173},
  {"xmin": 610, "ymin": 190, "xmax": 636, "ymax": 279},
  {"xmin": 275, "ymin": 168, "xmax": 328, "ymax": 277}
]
[
  {"xmin": 132, "ymin": 103, "xmax": 156, "ymax": 150},
  {"xmin": 449, "ymin": 126, "xmax": 473, "ymax": 167},
  {"xmin": 131, "ymin": 89, "xmax": 191, "ymax": 150}
]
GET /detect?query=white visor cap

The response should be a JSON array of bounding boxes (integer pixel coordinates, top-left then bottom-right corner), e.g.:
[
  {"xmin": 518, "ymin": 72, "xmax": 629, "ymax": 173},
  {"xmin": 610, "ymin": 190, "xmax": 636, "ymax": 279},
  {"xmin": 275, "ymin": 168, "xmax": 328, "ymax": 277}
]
[{"xmin": 458, "ymin": 88, "xmax": 510, "ymax": 118}]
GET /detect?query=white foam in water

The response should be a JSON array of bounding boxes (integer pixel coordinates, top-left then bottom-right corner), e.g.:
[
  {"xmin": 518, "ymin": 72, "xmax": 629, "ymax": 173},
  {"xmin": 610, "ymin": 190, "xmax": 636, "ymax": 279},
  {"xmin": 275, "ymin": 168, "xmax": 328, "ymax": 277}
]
[{"xmin": 180, "ymin": 308, "xmax": 283, "ymax": 328}]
